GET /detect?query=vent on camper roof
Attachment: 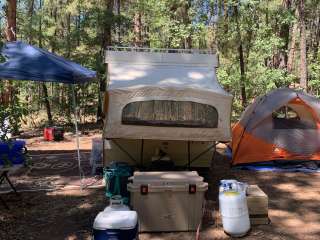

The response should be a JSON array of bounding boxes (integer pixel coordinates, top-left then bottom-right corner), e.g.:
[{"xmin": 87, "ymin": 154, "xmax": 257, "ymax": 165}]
[{"xmin": 106, "ymin": 46, "xmax": 216, "ymax": 54}]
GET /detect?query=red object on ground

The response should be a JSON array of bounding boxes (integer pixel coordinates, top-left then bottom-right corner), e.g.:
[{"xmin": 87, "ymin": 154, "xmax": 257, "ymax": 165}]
[{"xmin": 44, "ymin": 127, "xmax": 54, "ymax": 141}]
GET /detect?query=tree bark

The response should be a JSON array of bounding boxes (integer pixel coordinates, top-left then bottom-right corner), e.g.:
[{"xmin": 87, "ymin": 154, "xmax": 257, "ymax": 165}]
[
  {"xmin": 42, "ymin": 83, "xmax": 53, "ymax": 125},
  {"xmin": 66, "ymin": 12, "xmax": 73, "ymax": 124},
  {"xmin": 235, "ymin": 6, "xmax": 247, "ymax": 107},
  {"xmin": 38, "ymin": 0, "xmax": 53, "ymax": 124},
  {"xmin": 97, "ymin": 0, "xmax": 114, "ymax": 122},
  {"xmin": 134, "ymin": 12, "xmax": 142, "ymax": 47},
  {"xmin": 2, "ymin": 0, "xmax": 16, "ymax": 108},
  {"xmin": 27, "ymin": 0, "xmax": 34, "ymax": 43},
  {"xmin": 298, "ymin": 0, "xmax": 307, "ymax": 90},
  {"xmin": 287, "ymin": 9, "xmax": 298, "ymax": 73},
  {"xmin": 5, "ymin": 0, "xmax": 17, "ymax": 41},
  {"xmin": 182, "ymin": 1, "xmax": 192, "ymax": 49},
  {"xmin": 115, "ymin": 0, "xmax": 121, "ymax": 44}
]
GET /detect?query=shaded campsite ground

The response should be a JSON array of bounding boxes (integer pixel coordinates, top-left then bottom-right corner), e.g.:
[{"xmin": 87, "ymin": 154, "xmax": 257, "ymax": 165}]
[{"xmin": 0, "ymin": 131, "xmax": 319, "ymax": 239}]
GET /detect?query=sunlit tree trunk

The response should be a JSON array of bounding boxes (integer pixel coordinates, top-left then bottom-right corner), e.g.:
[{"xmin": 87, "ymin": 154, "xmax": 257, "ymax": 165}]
[
  {"xmin": 38, "ymin": 0, "xmax": 53, "ymax": 124},
  {"xmin": 5, "ymin": 0, "xmax": 16, "ymax": 41},
  {"xmin": 28, "ymin": 0, "xmax": 34, "ymax": 43},
  {"xmin": 115, "ymin": 0, "xmax": 121, "ymax": 44},
  {"xmin": 182, "ymin": 0, "xmax": 192, "ymax": 49},
  {"xmin": 134, "ymin": 12, "xmax": 142, "ymax": 47},
  {"xmin": 298, "ymin": 0, "xmax": 307, "ymax": 90},
  {"xmin": 2, "ymin": 0, "xmax": 16, "ymax": 111},
  {"xmin": 235, "ymin": 6, "xmax": 247, "ymax": 107},
  {"xmin": 287, "ymin": 9, "xmax": 298, "ymax": 73},
  {"xmin": 97, "ymin": 0, "xmax": 114, "ymax": 122}
]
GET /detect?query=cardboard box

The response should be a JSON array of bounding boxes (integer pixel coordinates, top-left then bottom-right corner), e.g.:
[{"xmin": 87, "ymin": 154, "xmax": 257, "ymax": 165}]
[{"xmin": 246, "ymin": 185, "xmax": 269, "ymax": 225}]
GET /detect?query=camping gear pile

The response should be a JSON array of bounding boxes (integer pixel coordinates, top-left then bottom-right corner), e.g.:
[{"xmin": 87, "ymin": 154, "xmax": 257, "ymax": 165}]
[{"xmin": 96, "ymin": 47, "xmax": 278, "ymax": 238}]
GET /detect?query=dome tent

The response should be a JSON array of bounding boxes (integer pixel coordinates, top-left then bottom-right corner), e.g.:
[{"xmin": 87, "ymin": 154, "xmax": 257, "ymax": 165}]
[{"xmin": 232, "ymin": 88, "xmax": 320, "ymax": 165}]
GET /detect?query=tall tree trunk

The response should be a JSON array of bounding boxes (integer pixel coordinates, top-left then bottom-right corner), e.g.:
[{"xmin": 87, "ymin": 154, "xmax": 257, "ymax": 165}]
[
  {"xmin": 311, "ymin": 12, "xmax": 320, "ymax": 61},
  {"xmin": 134, "ymin": 12, "xmax": 142, "ymax": 47},
  {"xmin": 5, "ymin": 0, "xmax": 17, "ymax": 41},
  {"xmin": 3, "ymin": 0, "xmax": 16, "ymax": 110},
  {"xmin": 28, "ymin": 0, "xmax": 34, "ymax": 43},
  {"xmin": 182, "ymin": 1, "xmax": 192, "ymax": 49},
  {"xmin": 42, "ymin": 83, "xmax": 53, "ymax": 125},
  {"xmin": 66, "ymin": 12, "xmax": 73, "ymax": 124},
  {"xmin": 287, "ymin": 9, "xmax": 298, "ymax": 73},
  {"xmin": 97, "ymin": 0, "xmax": 114, "ymax": 122},
  {"xmin": 298, "ymin": 0, "xmax": 307, "ymax": 90},
  {"xmin": 235, "ymin": 6, "xmax": 247, "ymax": 107},
  {"xmin": 38, "ymin": 0, "xmax": 53, "ymax": 124},
  {"xmin": 115, "ymin": 0, "xmax": 121, "ymax": 44}
]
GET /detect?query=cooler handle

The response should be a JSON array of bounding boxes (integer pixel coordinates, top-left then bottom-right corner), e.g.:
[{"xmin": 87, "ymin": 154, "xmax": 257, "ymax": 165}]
[{"xmin": 110, "ymin": 195, "xmax": 123, "ymax": 206}]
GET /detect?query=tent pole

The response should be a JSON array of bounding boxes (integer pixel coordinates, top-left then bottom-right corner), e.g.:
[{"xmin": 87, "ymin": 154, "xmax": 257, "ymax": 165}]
[{"xmin": 72, "ymin": 85, "xmax": 84, "ymax": 190}]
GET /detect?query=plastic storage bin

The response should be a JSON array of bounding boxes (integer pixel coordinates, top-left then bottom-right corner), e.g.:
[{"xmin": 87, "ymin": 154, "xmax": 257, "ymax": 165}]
[
  {"xmin": 0, "ymin": 140, "xmax": 26, "ymax": 166},
  {"xmin": 128, "ymin": 171, "xmax": 208, "ymax": 232},
  {"xmin": 93, "ymin": 196, "xmax": 138, "ymax": 240}
]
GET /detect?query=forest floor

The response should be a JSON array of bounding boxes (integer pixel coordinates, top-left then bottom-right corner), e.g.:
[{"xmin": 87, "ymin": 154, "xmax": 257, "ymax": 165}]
[{"xmin": 0, "ymin": 128, "xmax": 319, "ymax": 239}]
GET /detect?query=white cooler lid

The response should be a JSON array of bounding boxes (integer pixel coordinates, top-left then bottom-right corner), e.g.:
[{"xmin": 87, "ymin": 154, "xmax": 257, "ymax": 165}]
[
  {"xmin": 93, "ymin": 210, "xmax": 138, "ymax": 230},
  {"xmin": 131, "ymin": 171, "xmax": 204, "ymax": 185}
]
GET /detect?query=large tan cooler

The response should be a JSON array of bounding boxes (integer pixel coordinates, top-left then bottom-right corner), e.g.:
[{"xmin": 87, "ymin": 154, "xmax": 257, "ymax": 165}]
[{"xmin": 127, "ymin": 171, "xmax": 208, "ymax": 232}]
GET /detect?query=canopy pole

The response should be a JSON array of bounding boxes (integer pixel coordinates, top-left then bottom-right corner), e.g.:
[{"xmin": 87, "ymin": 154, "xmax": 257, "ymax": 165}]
[{"xmin": 72, "ymin": 85, "xmax": 84, "ymax": 190}]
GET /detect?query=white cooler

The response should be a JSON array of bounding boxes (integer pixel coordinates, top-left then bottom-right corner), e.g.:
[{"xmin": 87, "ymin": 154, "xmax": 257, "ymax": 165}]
[
  {"xmin": 93, "ymin": 196, "xmax": 138, "ymax": 240},
  {"xmin": 127, "ymin": 171, "xmax": 208, "ymax": 232}
]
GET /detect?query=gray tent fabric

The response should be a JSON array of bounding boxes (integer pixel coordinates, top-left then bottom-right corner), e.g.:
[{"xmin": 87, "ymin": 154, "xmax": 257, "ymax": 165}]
[
  {"xmin": 232, "ymin": 88, "xmax": 320, "ymax": 165},
  {"xmin": 240, "ymin": 88, "xmax": 320, "ymax": 131}
]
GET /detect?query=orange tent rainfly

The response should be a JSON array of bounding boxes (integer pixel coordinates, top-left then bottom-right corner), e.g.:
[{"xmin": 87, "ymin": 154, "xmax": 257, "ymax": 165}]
[{"xmin": 232, "ymin": 88, "xmax": 320, "ymax": 165}]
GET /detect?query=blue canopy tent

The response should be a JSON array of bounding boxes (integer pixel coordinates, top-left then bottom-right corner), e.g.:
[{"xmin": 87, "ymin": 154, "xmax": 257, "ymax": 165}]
[{"xmin": 0, "ymin": 41, "xmax": 96, "ymax": 188}]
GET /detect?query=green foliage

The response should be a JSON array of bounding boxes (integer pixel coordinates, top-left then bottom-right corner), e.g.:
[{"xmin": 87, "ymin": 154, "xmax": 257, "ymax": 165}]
[
  {"xmin": 0, "ymin": 83, "xmax": 28, "ymax": 140},
  {"xmin": 1, "ymin": 0, "xmax": 319, "ymax": 129}
]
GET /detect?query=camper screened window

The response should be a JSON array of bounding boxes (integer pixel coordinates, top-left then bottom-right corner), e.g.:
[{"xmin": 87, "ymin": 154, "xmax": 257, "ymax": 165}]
[{"xmin": 122, "ymin": 100, "xmax": 218, "ymax": 128}]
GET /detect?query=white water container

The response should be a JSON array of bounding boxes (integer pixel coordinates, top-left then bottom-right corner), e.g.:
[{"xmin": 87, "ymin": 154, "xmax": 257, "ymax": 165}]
[{"xmin": 219, "ymin": 180, "xmax": 250, "ymax": 237}]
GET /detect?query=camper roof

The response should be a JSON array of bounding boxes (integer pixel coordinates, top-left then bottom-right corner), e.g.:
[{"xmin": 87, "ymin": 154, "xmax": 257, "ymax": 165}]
[{"xmin": 105, "ymin": 47, "xmax": 230, "ymax": 96}]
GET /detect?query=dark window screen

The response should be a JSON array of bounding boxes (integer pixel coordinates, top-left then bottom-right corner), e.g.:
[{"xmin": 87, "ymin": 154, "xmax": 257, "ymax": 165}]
[{"xmin": 122, "ymin": 100, "xmax": 218, "ymax": 128}]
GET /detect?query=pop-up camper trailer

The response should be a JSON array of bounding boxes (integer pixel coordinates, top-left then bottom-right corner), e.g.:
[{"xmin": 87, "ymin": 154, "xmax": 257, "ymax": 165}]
[{"xmin": 103, "ymin": 48, "xmax": 232, "ymax": 168}]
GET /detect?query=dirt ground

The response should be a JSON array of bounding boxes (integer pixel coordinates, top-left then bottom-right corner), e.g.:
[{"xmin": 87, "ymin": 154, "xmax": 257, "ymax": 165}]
[{"xmin": 0, "ymin": 132, "xmax": 319, "ymax": 240}]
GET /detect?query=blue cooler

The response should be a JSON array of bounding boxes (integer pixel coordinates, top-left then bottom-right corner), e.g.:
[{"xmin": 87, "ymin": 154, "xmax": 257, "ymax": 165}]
[{"xmin": 93, "ymin": 196, "xmax": 138, "ymax": 240}]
